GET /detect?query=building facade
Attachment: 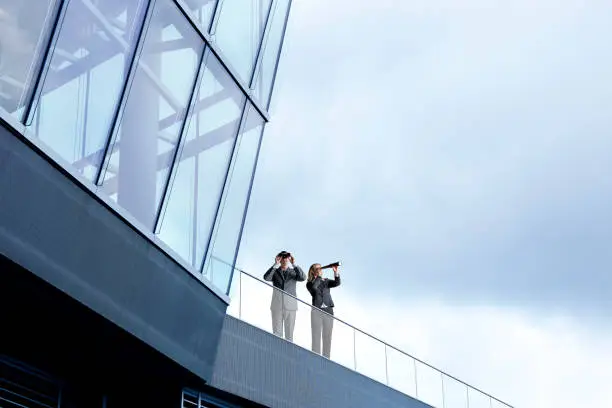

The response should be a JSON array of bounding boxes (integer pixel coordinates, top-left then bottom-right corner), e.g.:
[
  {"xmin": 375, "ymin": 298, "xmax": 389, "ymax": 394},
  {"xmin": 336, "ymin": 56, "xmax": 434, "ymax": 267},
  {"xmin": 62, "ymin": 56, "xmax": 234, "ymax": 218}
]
[
  {"xmin": 0, "ymin": 0, "xmax": 291, "ymax": 297},
  {"xmin": 0, "ymin": 0, "xmax": 294, "ymax": 406}
]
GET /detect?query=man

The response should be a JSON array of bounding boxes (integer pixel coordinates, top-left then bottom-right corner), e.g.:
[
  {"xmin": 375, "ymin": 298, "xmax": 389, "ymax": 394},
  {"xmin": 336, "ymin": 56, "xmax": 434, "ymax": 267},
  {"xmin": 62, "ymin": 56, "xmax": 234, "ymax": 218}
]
[{"xmin": 263, "ymin": 251, "xmax": 306, "ymax": 341}]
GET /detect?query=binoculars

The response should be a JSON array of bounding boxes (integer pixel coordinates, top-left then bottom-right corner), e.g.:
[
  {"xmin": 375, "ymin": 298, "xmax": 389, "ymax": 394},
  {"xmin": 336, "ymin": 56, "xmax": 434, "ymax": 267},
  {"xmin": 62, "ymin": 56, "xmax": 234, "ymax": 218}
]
[
  {"xmin": 277, "ymin": 251, "xmax": 341, "ymax": 269},
  {"xmin": 278, "ymin": 251, "xmax": 292, "ymax": 259},
  {"xmin": 321, "ymin": 261, "xmax": 341, "ymax": 270}
]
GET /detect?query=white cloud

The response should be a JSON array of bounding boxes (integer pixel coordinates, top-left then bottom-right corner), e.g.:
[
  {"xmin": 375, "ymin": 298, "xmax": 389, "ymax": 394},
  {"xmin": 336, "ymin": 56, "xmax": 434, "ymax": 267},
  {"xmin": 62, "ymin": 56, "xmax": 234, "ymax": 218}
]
[
  {"xmin": 334, "ymin": 295, "xmax": 612, "ymax": 408},
  {"xmin": 245, "ymin": 0, "xmax": 612, "ymax": 309}
]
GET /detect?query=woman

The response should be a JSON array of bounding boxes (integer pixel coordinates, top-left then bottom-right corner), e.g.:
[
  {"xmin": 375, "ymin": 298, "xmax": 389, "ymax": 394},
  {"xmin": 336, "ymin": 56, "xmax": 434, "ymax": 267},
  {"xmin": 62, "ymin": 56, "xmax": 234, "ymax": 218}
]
[{"xmin": 306, "ymin": 263, "xmax": 341, "ymax": 358}]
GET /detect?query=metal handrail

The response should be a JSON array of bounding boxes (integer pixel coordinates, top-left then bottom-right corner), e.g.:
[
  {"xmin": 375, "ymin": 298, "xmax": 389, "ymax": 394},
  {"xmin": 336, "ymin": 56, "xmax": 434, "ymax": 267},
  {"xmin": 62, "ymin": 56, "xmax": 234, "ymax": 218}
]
[{"xmin": 213, "ymin": 258, "xmax": 514, "ymax": 407}]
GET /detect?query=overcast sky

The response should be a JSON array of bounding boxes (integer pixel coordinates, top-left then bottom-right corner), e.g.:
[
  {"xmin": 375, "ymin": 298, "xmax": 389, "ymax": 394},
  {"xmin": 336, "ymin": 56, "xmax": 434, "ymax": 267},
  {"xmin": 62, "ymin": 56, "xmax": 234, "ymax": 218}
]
[{"xmin": 237, "ymin": 1, "xmax": 612, "ymax": 407}]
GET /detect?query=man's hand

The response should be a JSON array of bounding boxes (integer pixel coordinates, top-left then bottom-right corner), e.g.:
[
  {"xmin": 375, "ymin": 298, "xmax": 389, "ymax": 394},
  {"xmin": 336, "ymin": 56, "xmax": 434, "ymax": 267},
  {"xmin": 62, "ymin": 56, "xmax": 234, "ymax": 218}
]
[
  {"xmin": 290, "ymin": 255, "xmax": 295, "ymax": 265},
  {"xmin": 332, "ymin": 265, "xmax": 339, "ymax": 275},
  {"xmin": 275, "ymin": 256, "xmax": 281, "ymax": 264}
]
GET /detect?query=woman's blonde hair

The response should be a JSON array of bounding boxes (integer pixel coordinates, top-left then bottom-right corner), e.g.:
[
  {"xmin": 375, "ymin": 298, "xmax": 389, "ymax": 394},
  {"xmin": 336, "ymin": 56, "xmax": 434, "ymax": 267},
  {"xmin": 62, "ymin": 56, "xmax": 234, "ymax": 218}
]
[{"xmin": 308, "ymin": 264, "xmax": 321, "ymax": 282}]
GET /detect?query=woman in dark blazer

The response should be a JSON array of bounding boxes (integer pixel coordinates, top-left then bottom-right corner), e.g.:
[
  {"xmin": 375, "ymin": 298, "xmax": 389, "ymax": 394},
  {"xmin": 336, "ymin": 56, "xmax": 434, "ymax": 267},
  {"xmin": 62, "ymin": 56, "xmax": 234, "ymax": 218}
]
[{"xmin": 306, "ymin": 263, "xmax": 341, "ymax": 358}]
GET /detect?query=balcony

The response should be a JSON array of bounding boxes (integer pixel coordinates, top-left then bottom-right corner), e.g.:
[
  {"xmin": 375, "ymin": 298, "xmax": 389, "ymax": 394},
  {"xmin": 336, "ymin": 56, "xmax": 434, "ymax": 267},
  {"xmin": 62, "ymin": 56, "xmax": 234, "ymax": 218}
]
[{"xmin": 209, "ymin": 258, "xmax": 514, "ymax": 408}]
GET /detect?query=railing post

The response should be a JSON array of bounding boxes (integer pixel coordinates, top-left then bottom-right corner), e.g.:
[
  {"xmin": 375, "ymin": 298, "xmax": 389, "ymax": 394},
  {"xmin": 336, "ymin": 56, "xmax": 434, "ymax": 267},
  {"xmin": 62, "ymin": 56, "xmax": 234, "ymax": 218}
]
[
  {"xmin": 239, "ymin": 270, "xmax": 242, "ymax": 319},
  {"xmin": 384, "ymin": 344, "xmax": 389, "ymax": 385},
  {"xmin": 353, "ymin": 329, "xmax": 357, "ymax": 371},
  {"xmin": 413, "ymin": 358, "xmax": 418, "ymax": 399},
  {"xmin": 466, "ymin": 386, "xmax": 470, "ymax": 408},
  {"xmin": 441, "ymin": 373, "xmax": 446, "ymax": 408}
]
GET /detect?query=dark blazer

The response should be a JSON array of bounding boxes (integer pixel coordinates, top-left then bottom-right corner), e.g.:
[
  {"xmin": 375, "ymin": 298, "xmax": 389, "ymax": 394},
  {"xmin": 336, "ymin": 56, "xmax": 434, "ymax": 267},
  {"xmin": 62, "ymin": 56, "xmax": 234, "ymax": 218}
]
[
  {"xmin": 263, "ymin": 265, "xmax": 306, "ymax": 311},
  {"xmin": 306, "ymin": 276, "xmax": 341, "ymax": 309}
]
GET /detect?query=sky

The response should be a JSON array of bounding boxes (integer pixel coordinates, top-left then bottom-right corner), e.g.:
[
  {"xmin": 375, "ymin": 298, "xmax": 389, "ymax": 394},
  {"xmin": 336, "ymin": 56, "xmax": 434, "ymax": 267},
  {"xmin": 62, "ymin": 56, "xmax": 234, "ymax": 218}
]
[{"xmin": 236, "ymin": 1, "xmax": 612, "ymax": 407}]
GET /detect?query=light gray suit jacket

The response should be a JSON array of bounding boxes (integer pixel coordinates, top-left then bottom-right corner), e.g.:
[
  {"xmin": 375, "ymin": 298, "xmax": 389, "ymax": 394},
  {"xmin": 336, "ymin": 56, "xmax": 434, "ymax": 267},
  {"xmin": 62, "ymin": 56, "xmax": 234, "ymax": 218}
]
[{"xmin": 263, "ymin": 265, "xmax": 306, "ymax": 311}]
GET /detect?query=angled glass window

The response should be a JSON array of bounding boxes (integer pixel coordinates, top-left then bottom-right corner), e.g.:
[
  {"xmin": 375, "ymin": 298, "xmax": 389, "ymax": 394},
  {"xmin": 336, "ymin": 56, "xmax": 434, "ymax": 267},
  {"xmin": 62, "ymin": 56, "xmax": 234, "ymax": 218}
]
[
  {"xmin": 204, "ymin": 103, "xmax": 264, "ymax": 293},
  {"xmin": 184, "ymin": 0, "xmax": 219, "ymax": 33},
  {"xmin": 252, "ymin": 0, "xmax": 291, "ymax": 107},
  {"xmin": 212, "ymin": 0, "xmax": 271, "ymax": 83},
  {"xmin": 0, "ymin": 0, "xmax": 58, "ymax": 118},
  {"xmin": 158, "ymin": 50, "xmax": 246, "ymax": 271},
  {"xmin": 100, "ymin": 0, "xmax": 204, "ymax": 230},
  {"xmin": 28, "ymin": 0, "xmax": 148, "ymax": 182}
]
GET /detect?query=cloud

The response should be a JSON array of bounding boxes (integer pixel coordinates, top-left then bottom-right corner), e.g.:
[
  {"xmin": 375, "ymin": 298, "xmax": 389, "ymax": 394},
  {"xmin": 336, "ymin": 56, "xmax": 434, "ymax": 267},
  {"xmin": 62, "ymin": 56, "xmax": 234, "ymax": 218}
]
[
  {"xmin": 232, "ymin": 2, "xmax": 612, "ymax": 406},
  {"xmin": 239, "ymin": 0, "xmax": 612, "ymax": 317},
  {"xmin": 335, "ymin": 295, "xmax": 612, "ymax": 408}
]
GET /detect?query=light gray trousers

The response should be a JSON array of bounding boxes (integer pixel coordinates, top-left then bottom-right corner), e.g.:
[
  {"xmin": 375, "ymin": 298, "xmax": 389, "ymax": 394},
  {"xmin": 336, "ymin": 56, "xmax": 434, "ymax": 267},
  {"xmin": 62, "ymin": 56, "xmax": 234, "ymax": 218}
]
[
  {"xmin": 271, "ymin": 307, "xmax": 296, "ymax": 341},
  {"xmin": 311, "ymin": 307, "xmax": 334, "ymax": 358}
]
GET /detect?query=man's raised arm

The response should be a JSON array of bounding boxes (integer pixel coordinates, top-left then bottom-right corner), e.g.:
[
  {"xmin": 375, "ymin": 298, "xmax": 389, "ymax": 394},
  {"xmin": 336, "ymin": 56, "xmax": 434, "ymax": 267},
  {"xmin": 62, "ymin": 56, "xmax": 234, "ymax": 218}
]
[
  {"xmin": 264, "ymin": 255, "xmax": 281, "ymax": 281},
  {"xmin": 291, "ymin": 255, "xmax": 306, "ymax": 281}
]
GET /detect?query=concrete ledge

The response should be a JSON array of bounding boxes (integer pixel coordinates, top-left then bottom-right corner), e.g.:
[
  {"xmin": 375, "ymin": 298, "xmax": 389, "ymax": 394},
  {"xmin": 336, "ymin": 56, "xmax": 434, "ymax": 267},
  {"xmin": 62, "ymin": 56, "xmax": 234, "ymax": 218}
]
[
  {"xmin": 0, "ymin": 121, "xmax": 227, "ymax": 383},
  {"xmin": 211, "ymin": 316, "xmax": 433, "ymax": 408}
]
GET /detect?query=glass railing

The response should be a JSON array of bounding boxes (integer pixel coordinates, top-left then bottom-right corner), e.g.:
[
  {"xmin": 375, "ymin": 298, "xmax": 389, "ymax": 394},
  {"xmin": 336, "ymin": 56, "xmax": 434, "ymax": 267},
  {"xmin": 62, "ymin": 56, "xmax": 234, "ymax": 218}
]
[{"xmin": 221, "ymin": 261, "xmax": 514, "ymax": 408}]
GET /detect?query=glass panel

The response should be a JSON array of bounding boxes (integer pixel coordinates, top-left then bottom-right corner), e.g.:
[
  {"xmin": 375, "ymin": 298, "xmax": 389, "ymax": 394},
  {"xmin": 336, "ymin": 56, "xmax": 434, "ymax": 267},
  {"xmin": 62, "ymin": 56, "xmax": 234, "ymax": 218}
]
[
  {"xmin": 292, "ymin": 297, "xmax": 312, "ymax": 350},
  {"xmin": 468, "ymin": 388, "xmax": 492, "ymax": 408},
  {"xmin": 101, "ymin": 0, "xmax": 204, "ymax": 229},
  {"xmin": 415, "ymin": 361, "xmax": 444, "ymax": 408},
  {"xmin": 354, "ymin": 331, "xmax": 387, "ymax": 384},
  {"xmin": 212, "ymin": 0, "xmax": 271, "ymax": 82},
  {"xmin": 0, "ymin": 0, "xmax": 58, "ymax": 117},
  {"xmin": 252, "ymin": 0, "xmax": 290, "ymax": 107},
  {"xmin": 239, "ymin": 270, "xmax": 274, "ymax": 333},
  {"xmin": 443, "ymin": 377, "xmax": 469, "ymax": 408},
  {"xmin": 29, "ymin": 0, "xmax": 148, "ymax": 182},
  {"xmin": 491, "ymin": 399, "xmax": 511, "ymax": 408},
  {"xmin": 183, "ymin": 0, "xmax": 218, "ymax": 33},
  {"xmin": 225, "ymin": 268, "xmax": 241, "ymax": 318},
  {"xmin": 387, "ymin": 347, "xmax": 418, "ymax": 398},
  {"xmin": 158, "ymin": 51, "xmax": 245, "ymax": 270},
  {"xmin": 203, "ymin": 103, "xmax": 264, "ymax": 291},
  {"xmin": 328, "ymin": 318, "xmax": 355, "ymax": 370}
]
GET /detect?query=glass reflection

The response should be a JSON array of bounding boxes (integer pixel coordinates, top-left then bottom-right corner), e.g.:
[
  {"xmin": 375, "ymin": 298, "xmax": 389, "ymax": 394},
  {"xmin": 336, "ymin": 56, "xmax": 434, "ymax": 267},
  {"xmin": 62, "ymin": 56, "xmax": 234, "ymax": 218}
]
[
  {"xmin": 212, "ymin": 0, "xmax": 271, "ymax": 82},
  {"xmin": 203, "ymin": 103, "xmax": 264, "ymax": 292},
  {"xmin": 30, "ymin": 0, "xmax": 148, "ymax": 182},
  {"xmin": 252, "ymin": 0, "xmax": 290, "ymax": 107},
  {"xmin": 0, "ymin": 0, "xmax": 58, "ymax": 117},
  {"xmin": 158, "ymin": 50, "xmax": 246, "ymax": 270},
  {"xmin": 184, "ymin": 0, "xmax": 219, "ymax": 33},
  {"xmin": 101, "ymin": 0, "xmax": 204, "ymax": 230}
]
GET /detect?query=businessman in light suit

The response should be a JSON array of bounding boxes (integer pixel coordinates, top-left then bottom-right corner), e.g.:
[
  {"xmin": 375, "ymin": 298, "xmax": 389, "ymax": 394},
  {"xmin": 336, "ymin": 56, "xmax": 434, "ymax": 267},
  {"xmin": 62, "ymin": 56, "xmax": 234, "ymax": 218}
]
[{"xmin": 263, "ymin": 251, "xmax": 306, "ymax": 341}]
